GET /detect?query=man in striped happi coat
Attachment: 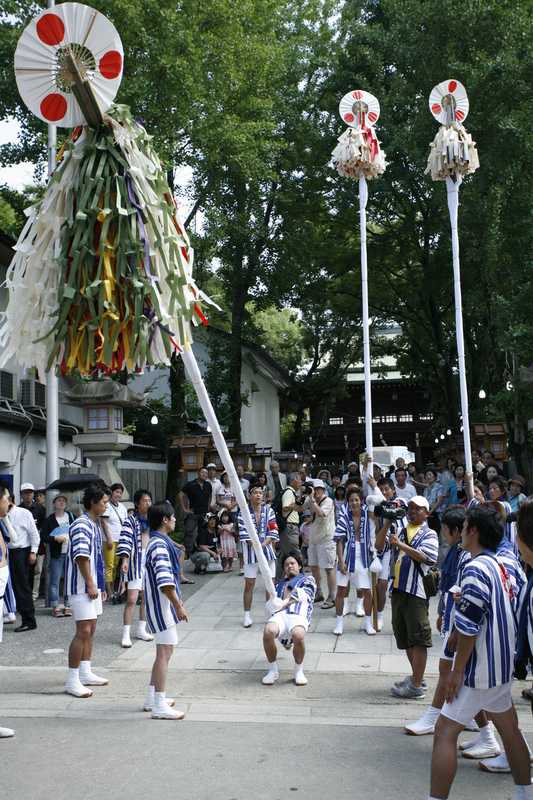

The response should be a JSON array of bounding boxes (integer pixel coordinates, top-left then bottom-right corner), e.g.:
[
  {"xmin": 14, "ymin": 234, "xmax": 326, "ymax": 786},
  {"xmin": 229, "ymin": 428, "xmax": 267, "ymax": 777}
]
[
  {"xmin": 262, "ymin": 550, "xmax": 316, "ymax": 687},
  {"xmin": 64, "ymin": 485, "xmax": 110, "ymax": 698},
  {"xmin": 142, "ymin": 501, "xmax": 188, "ymax": 720},
  {"xmin": 238, "ymin": 485, "xmax": 279, "ymax": 629},
  {"xmin": 117, "ymin": 488, "xmax": 154, "ymax": 648},
  {"xmin": 429, "ymin": 505, "xmax": 532, "ymax": 800}
]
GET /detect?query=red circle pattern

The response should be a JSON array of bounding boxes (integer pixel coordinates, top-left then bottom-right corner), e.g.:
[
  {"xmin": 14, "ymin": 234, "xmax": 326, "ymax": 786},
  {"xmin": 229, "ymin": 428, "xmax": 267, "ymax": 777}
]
[
  {"xmin": 99, "ymin": 51, "xmax": 123, "ymax": 79},
  {"xmin": 36, "ymin": 13, "xmax": 65, "ymax": 46},
  {"xmin": 40, "ymin": 93, "xmax": 67, "ymax": 122},
  {"xmin": 448, "ymin": 80, "xmax": 457, "ymax": 93},
  {"xmin": 343, "ymin": 112, "xmax": 355, "ymax": 123},
  {"xmin": 431, "ymin": 103, "xmax": 442, "ymax": 114},
  {"xmin": 367, "ymin": 111, "xmax": 377, "ymax": 123},
  {"xmin": 455, "ymin": 109, "xmax": 465, "ymax": 121}
]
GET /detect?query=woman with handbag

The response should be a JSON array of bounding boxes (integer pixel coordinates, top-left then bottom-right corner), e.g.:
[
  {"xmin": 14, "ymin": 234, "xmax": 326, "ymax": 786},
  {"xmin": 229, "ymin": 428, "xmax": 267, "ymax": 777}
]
[{"xmin": 42, "ymin": 495, "xmax": 74, "ymax": 617}]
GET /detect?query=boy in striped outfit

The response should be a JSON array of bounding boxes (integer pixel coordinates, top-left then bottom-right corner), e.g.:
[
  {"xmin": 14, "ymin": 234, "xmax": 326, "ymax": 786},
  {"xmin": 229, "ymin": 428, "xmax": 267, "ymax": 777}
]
[
  {"xmin": 64, "ymin": 485, "xmax": 110, "ymax": 698},
  {"xmin": 262, "ymin": 550, "xmax": 316, "ymax": 686},
  {"xmin": 117, "ymin": 488, "xmax": 154, "ymax": 647},
  {"xmin": 143, "ymin": 501, "xmax": 188, "ymax": 720},
  {"xmin": 238, "ymin": 485, "xmax": 279, "ymax": 628},
  {"xmin": 429, "ymin": 505, "xmax": 532, "ymax": 800}
]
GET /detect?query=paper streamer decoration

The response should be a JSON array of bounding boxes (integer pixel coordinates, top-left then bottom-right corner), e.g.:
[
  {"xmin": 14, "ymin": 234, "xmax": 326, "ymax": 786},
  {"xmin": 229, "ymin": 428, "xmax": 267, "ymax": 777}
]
[
  {"xmin": 426, "ymin": 79, "xmax": 480, "ymax": 474},
  {"xmin": 425, "ymin": 79, "xmax": 479, "ymax": 180},
  {"xmin": 14, "ymin": 2, "xmax": 123, "ymax": 127},
  {"xmin": 332, "ymin": 89, "xmax": 387, "ymax": 180}
]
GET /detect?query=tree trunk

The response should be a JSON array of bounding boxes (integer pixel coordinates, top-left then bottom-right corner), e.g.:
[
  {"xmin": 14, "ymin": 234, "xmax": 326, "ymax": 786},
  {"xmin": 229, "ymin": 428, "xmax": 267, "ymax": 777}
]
[{"xmin": 166, "ymin": 352, "xmax": 186, "ymax": 505}]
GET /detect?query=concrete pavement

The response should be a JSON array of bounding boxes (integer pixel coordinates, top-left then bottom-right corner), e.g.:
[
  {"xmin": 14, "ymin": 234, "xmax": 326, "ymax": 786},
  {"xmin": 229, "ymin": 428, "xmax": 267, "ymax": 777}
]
[{"xmin": 1, "ymin": 567, "xmax": 531, "ymax": 799}]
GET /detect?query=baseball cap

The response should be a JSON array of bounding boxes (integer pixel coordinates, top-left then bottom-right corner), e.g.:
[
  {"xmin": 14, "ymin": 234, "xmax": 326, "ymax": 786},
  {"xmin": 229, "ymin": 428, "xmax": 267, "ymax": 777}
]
[
  {"xmin": 409, "ymin": 495, "xmax": 430, "ymax": 511},
  {"xmin": 313, "ymin": 479, "xmax": 326, "ymax": 489},
  {"xmin": 206, "ymin": 463, "xmax": 217, "ymax": 469},
  {"xmin": 20, "ymin": 482, "xmax": 35, "ymax": 492}
]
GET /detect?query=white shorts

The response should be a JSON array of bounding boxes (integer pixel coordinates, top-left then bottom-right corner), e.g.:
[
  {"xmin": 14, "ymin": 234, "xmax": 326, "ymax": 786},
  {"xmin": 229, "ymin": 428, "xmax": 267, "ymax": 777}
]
[
  {"xmin": 155, "ymin": 625, "xmax": 179, "ymax": 646},
  {"xmin": 307, "ymin": 540, "xmax": 336, "ymax": 570},
  {"xmin": 127, "ymin": 550, "xmax": 146, "ymax": 591},
  {"xmin": 336, "ymin": 566, "xmax": 371, "ymax": 590},
  {"xmin": 378, "ymin": 551, "xmax": 391, "ymax": 581},
  {"xmin": 268, "ymin": 611, "xmax": 309, "ymax": 638},
  {"xmin": 442, "ymin": 682, "xmax": 513, "ymax": 726},
  {"xmin": 70, "ymin": 590, "xmax": 103, "ymax": 621},
  {"xmin": 243, "ymin": 560, "xmax": 276, "ymax": 580},
  {"xmin": 440, "ymin": 632, "xmax": 455, "ymax": 662}
]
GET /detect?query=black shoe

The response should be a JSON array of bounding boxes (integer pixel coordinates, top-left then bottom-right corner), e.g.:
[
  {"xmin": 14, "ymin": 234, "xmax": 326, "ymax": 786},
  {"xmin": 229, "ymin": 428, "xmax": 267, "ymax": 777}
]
[{"xmin": 14, "ymin": 623, "xmax": 37, "ymax": 632}]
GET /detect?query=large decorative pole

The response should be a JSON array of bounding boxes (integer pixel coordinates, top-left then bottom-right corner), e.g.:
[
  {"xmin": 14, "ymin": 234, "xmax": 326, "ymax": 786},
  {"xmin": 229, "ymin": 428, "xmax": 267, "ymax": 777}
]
[
  {"xmin": 1, "ymin": 2, "xmax": 276, "ymax": 597},
  {"xmin": 332, "ymin": 91, "xmax": 387, "ymax": 630},
  {"xmin": 425, "ymin": 79, "xmax": 479, "ymax": 473},
  {"xmin": 332, "ymin": 90, "xmax": 387, "ymax": 464}
]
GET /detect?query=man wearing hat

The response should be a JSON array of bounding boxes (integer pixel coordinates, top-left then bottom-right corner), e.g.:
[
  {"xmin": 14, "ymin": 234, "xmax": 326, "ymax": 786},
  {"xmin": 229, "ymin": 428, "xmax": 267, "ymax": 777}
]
[
  {"xmin": 389, "ymin": 495, "xmax": 439, "ymax": 699},
  {"xmin": 508, "ymin": 475, "xmax": 527, "ymax": 515},
  {"xmin": 306, "ymin": 479, "xmax": 336, "ymax": 608},
  {"xmin": 341, "ymin": 462, "xmax": 360, "ymax": 486}
]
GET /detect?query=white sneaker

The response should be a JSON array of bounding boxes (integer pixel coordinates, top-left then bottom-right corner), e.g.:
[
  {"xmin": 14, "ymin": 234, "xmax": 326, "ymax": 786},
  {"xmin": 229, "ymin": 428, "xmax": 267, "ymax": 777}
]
[
  {"xmin": 136, "ymin": 629, "xmax": 154, "ymax": 641},
  {"xmin": 262, "ymin": 667, "xmax": 279, "ymax": 685},
  {"xmin": 151, "ymin": 705, "xmax": 185, "ymax": 720},
  {"xmin": 243, "ymin": 612, "xmax": 253, "ymax": 628},
  {"xmin": 376, "ymin": 613, "xmax": 384, "ymax": 632},
  {"xmin": 355, "ymin": 599, "xmax": 365, "ymax": 617},
  {"xmin": 462, "ymin": 741, "xmax": 501, "ymax": 760},
  {"xmin": 464, "ymin": 719, "xmax": 479, "ymax": 732},
  {"xmin": 404, "ymin": 709, "xmax": 439, "ymax": 736},
  {"xmin": 0, "ymin": 727, "xmax": 15, "ymax": 738},
  {"xmin": 3, "ymin": 613, "xmax": 16, "ymax": 624},
  {"xmin": 80, "ymin": 671, "xmax": 109, "ymax": 686},
  {"xmin": 364, "ymin": 621, "xmax": 377, "ymax": 636},
  {"xmin": 333, "ymin": 618, "xmax": 343, "ymax": 636},
  {"xmin": 65, "ymin": 681, "xmax": 93, "ymax": 698},
  {"xmin": 144, "ymin": 697, "xmax": 176, "ymax": 712},
  {"xmin": 294, "ymin": 668, "xmax": 308, "ymax": 686},
  {"xmin": 121, "ymin": 634, "xmax": 133, "ymax": 648},
  {"xmin": 479, "ymin": 752, "xmax": 510, "ymax": 773}
]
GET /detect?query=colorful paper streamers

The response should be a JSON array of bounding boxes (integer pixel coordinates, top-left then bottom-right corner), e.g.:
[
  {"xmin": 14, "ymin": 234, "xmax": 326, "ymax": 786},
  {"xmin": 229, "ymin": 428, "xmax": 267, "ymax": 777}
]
[
  {"xmin": 425, "ymin": 79, "xmax": 479, "ymax": 181},
  {"xmin": 332, "ymin": 90, "xmax": 387, "ymax": 180},
  {"xmin": 14, "ymin": 2, "xmax": 123, "ymax": 127},
  {"xmin": 0, "ymin": 105, "xmax": 215, "ymax": 377}
]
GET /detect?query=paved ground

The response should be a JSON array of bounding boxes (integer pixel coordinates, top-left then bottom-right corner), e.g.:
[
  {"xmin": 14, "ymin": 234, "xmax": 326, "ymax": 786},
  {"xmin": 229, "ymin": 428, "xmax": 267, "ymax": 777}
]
[{"xmin": 2, "ymin": 567, "xmax": 532, "ymax": 799}]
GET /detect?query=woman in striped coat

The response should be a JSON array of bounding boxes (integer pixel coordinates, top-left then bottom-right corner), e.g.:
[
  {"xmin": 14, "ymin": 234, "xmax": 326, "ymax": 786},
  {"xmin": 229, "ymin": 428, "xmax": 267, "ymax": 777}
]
[{"xmin": 238, "ymin": 486, "xmax": 279, "ymax": 629}]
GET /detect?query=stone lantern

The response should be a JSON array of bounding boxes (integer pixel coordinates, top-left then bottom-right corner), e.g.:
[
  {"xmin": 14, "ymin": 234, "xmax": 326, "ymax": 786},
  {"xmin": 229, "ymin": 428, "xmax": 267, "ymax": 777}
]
[{"xmin": 65, "ymin": 380, "xmax": 145, "ymax": 496}]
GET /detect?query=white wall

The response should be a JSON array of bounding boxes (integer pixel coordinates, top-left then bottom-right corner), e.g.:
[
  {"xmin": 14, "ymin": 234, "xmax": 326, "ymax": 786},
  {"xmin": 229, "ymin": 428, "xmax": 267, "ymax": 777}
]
[{"xmin": 0, "ymin": 427, "xmax": 81, "ymax": 496}]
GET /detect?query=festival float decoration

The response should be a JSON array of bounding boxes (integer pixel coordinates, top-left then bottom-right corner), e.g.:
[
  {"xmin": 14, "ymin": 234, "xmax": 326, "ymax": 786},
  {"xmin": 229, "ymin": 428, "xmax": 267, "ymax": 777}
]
[
  {"xmin": 425, "ymin": 79, "xmax": 479, "ymax": 473},
  {"xmin": 1, "ymin": 2, "xmax": 276, "ymax": 597}
]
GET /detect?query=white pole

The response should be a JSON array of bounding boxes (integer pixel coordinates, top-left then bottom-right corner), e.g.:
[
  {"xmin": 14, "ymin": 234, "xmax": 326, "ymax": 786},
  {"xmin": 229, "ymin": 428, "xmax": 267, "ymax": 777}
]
[
  {"xmin": 446, "ymin": 175, "xmax": 473, "ymax": 474},
  {"xmin": 181, "ymin": 345, "xmax": 276, "ymax": 598},
  {"xmin": 45, "ymin": 0, "xmax": 59, "ymax": 512},
  {"xmin": 359, "ymin": 175, "xmax": 373, "ymax": 464}
]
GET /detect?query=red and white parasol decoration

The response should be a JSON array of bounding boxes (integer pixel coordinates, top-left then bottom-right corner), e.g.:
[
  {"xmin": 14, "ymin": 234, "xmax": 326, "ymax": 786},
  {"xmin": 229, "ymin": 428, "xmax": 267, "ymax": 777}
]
[
  {"xmin": 425, "ymin": 79, "xmax": 480, "ymax": 475},
  {"xmin": 332, "ymin": 89, "xmax": 386, "ymax": 180},
  {"xmin": 14, "ymin": 2, "xmax": 123, "ymax": 127}
]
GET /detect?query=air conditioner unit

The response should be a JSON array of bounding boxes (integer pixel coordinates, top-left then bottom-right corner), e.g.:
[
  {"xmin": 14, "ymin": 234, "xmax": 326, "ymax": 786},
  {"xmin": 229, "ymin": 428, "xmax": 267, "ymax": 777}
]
[
  {"xmin": 0, "ymin": 370, "xmax": 16, "ymax": 402},
  {"xmin": 20, "ymin": 379, "xmax": 46, "ymax": 409}
]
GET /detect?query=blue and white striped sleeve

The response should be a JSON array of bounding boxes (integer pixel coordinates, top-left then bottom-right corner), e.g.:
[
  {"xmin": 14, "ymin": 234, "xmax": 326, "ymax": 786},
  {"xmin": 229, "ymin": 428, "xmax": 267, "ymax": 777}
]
[
  {"xmin": 267, "ymin": 506, "xmax": 279, "ymax": 542},
  {"xmin": 238, "ymin": 512, "xmax": 249, "ymax": 542},
  {"xmin": 455, "ymin": 564, "xmax": 490, "ymax": 637},
  {"xmin": 419, "ymin": 529, "xmax": 439, "ymax": 565},
  {"xmin": 334, "ymin": 507, "xmax": 349, "ymax": 541},
  {"xmin": 117, "ymin": 517, "xmax": 134, "ymax": 558},
  {"xmin": 153, "ymin": 544, "xmax": 175, "ymax": 589},
  {"xmin": 291, "ymin": 575, "xmax": 316, "ymax": 603},
  {"xmin": 70, "ymin": 521, "xmax": 91, "ymax": 562}
]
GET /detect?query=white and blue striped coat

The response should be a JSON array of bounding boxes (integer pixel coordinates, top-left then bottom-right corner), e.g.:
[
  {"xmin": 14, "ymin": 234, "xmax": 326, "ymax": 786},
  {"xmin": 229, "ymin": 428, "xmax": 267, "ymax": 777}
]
[
  {"xmin": 143, "ymin": 533, "xmax": 181, "ymax": 634},
  {"xmin": 334, "ymin": 504, "xmax": 374, "ymax": 570},
  {"xmin": 117, "ymin": 513, "xmax": 147, "ymax": 581},
  {"xmin": 64, "ymin": 513, "xmax": 99, "ymax": 596},
  {"xmin": 391, "ymin": 522, "xmax": 439, "ymax": 600},
  {"xmin": 238, "ymin": 504, "xmax": 279, "ymax": 565},
  {"xmin": 455, "ymin": 552, "xmax": 516, "ymax": 689},
  {"xmin": 275, "ymin": 573, "xmax": 316, "ymax": 626}
]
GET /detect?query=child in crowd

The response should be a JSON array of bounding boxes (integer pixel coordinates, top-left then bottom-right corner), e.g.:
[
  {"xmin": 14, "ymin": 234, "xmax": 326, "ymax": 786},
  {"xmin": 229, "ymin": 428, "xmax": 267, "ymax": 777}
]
[
  {"xmin": 218, "ymin": 509, "xmax": 237, "ymax": 572},
  {"xmin": 299, "ymin": 509, "xmax": 312, "ymax": 565}
]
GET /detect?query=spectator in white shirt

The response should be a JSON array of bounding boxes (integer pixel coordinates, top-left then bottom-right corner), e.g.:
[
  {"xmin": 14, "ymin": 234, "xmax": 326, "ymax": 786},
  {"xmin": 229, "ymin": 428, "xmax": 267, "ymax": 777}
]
[
  {"xmin": 236, "ymin": 464, "xmax": 250, "ymax": 495},
  {"xmin": 7, "ymin": 496, "xmax": 40, "ymax": 631},
  {"xmin": 394, "ymin": 468, "xmax": 417, "ymax": 502},
  {"xmin": 102, "ymin": 483, "xmax": 128, "ymax": 600},
  {"xmin": 306, "ymin": 479, "xmax": 336, "ymax": 608},
  {"xmin": 206, "ymin": 464, "xmax": 223, "ymax": 510}
]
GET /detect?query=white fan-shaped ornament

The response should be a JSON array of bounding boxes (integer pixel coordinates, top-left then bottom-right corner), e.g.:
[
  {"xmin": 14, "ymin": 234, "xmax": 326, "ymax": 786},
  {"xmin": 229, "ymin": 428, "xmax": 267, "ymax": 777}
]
[
  {"xmin": 429, "ymin": 79, "xmax": 469, "ymax": 125},
  {"xmin": 338, "ymin": 89, "xmax": 380, "ymax": 128},
  {"xmin": 14, "ymin": 2, "xmax": 123, "ymax": 127}
]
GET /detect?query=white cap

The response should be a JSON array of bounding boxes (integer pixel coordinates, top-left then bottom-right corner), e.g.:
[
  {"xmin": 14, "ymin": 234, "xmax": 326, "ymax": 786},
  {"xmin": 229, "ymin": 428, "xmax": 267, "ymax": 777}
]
[
  {"xmin": 313, "ymin": 479, "xmax": 326, "ymax": 490},
  {"xmin": 409, "ymin": 495, "xmax": 430, "ymax": 511},
  {"xmin": 20, "ymin": 482, "xmax": 35, "ymax": 492},
  {"xmin": 206, "ymin": 463, "xmax": 217, "ymax": 469}
]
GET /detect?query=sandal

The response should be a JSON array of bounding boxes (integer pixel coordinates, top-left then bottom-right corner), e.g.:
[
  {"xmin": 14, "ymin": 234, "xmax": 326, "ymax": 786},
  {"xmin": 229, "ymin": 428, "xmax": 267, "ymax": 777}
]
[
  {"xmin": 63, "ymin": 607, "xmax": 72, "ymax": 617},
  {"xmin": 181, "ymin": 577, "xmax": 195, "ymax": 585},
  {"xmin": 52, "ymin": 607, "xmax": 63, "ymax": 618},
  {"xmin": 321, "ymin": 599, "xmax": 335, "ymax": 609}
]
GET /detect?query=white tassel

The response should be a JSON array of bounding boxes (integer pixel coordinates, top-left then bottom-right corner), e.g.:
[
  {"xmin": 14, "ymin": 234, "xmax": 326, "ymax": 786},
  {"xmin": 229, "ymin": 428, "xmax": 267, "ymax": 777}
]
[
  {"xmin": 425, "ymin": 122, "xmax": 479, "ymax": 181},
  {"xmin": 332, "ymin": 128, "xmax": 387, "ymax": 181}
]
